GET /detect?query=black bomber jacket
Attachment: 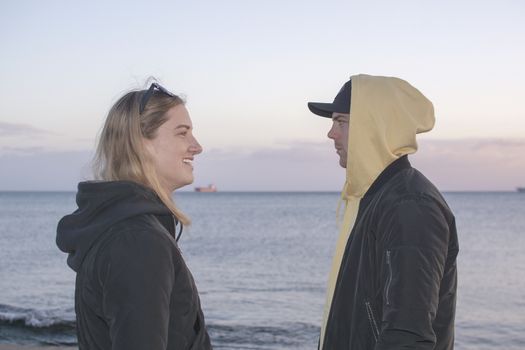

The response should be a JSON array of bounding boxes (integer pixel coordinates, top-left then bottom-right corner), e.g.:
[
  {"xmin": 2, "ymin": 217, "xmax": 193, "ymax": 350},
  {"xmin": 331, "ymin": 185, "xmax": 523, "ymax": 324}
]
[{"xmin": 322, "ymin": 156, "xmax": 459, "ymax": 350}]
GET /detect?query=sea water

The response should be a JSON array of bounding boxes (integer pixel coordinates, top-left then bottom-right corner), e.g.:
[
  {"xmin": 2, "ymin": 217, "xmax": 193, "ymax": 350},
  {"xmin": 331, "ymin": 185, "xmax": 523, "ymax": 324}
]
[{"xmin": 0, "ymin": 191, "xmax": 524, "ymax": 349}]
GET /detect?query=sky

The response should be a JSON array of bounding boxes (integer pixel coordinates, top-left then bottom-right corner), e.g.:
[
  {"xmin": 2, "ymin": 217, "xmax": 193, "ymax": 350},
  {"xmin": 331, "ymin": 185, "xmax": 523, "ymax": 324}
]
[{"xmin": 1, "ymin": 0, "xmax": 524, "ymax": 191}]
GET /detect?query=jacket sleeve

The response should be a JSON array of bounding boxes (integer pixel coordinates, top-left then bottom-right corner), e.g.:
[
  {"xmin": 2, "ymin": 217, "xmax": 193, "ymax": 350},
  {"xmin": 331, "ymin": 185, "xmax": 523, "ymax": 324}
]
[
  {"xmin": 375, "ymin": 196, "xmax": 450, "ymax": 350},
  {"xmin": 98, "ymin": 229, "xmax": 175, "ymax": 350}
]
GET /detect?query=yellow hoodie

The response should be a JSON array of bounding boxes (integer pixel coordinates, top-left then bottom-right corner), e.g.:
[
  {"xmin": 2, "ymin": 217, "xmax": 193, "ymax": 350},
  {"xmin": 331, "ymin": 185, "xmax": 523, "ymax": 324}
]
[{"xmin": 319, "ymin": 74, "xmax": 435, "ymax": 348}]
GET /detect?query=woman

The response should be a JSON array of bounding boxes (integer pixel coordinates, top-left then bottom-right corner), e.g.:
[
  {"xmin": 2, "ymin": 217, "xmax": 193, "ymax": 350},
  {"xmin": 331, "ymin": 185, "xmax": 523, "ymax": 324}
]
[{"xmin": 56, "ymin": 82, "xmax": 212, "ymax": 349}]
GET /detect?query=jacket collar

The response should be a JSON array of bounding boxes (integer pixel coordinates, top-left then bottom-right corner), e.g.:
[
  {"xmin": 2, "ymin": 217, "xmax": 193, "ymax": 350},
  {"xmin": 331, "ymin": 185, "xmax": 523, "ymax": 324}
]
[
  {"xmin": 364, "ymin": 155, "xmax": 411, "ymax": 198},
  {"xmin": 155, "ymin": 214, "xmax": 176, "ymax": 238}
]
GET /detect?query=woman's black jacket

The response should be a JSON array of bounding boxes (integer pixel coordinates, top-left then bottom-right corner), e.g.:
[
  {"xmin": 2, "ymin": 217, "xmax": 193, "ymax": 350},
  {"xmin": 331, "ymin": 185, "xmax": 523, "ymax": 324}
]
[{"xmin": 57, "ymin": 181, "xmax": 212, "ymax": 350}]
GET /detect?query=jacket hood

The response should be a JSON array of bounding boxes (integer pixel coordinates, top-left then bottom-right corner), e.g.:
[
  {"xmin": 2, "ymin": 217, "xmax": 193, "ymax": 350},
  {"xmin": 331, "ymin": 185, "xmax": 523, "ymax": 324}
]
[
  {"xmin": 56, "ymin": 181, "xmax": 172, "ymax": 272},
  {"xmin": 320, "ymin": 74, "xmax": 435, "ymax": 348}
]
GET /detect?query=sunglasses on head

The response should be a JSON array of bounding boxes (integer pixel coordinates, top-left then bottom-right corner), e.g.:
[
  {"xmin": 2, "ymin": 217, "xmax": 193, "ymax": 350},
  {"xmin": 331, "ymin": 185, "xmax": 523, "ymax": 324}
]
[{"xmin": 139, "ymin": 82, "xmax": 176, "ymax": 115}]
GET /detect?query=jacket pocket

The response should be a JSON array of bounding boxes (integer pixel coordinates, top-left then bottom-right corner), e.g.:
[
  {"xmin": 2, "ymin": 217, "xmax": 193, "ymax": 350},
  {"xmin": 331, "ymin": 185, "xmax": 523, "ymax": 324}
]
[
  {"xmin": 364, "ymin": 300, "xmax": 380, "ymax": 342},
  {"xmin": 385, "ymin": 250, "xmax": 393, "ymax": 306}
]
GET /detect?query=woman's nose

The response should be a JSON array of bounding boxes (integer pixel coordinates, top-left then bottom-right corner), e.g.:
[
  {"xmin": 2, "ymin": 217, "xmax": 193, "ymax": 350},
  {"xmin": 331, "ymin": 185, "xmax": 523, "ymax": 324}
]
[{"xmin": 190, "ymin": 136, "xmax": 203, "ymax": 155}]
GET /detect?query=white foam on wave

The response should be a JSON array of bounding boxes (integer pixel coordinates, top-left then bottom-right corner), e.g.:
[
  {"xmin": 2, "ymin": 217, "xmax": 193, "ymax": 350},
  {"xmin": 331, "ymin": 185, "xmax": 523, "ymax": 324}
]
[{"xmin": 0, "ymin": 304, "xmax": 74, "ymax": 328}]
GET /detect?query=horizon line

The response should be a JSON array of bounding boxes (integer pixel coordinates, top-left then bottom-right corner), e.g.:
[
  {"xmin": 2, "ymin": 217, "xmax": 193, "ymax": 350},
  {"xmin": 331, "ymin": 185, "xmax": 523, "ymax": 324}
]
[{"xmin": 0, "ymin": 189, "xmax": 523, "ymax": 194}]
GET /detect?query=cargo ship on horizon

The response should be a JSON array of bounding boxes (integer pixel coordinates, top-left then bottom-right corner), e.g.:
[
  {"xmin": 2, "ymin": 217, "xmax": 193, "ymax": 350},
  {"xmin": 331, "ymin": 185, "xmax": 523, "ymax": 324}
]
[{"xmin": 195, "ymin": 184, "xmax": 217, "ymax": 192}]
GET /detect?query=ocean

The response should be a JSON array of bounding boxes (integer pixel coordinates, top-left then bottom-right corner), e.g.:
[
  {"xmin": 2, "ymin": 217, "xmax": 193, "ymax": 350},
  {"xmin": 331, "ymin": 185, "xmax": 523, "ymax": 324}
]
[{"xmin": 0, "ymin": 191, "xmax": 524, "ymax": 349}]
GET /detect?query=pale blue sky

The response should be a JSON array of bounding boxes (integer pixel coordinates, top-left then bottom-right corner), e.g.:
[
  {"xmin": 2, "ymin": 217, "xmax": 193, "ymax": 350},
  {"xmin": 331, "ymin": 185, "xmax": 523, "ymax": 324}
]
[{"xmin": 1, "ymin": 0, "xmax": 524, "ymax": 190}]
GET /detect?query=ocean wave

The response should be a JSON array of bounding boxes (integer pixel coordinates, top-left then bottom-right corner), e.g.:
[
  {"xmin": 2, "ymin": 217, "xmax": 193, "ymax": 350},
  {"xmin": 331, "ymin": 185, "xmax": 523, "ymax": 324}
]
[
  {"xmin": 0, "ymin": 303, "xmax": 318, "ymax": 349},
  {"xmin": 0, "ymin": 303, "xmax": 75, "ymax": 330},
  {"xmin": 208, "ymin": 322, "xmax": 319, "ymax": 349}
]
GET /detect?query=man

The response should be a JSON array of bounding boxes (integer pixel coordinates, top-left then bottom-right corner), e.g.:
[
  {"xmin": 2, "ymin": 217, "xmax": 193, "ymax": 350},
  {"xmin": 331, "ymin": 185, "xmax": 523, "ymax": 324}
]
[{"xmin": 308, "ymin": 75, "xmax": 458, "ymax": 349}]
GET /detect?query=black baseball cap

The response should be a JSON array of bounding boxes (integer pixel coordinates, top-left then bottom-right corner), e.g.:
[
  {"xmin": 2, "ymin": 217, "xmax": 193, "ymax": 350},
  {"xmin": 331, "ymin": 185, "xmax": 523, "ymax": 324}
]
[{"xmin": 308, "ymin": 79, "xmax": 352, "ymax": 118}]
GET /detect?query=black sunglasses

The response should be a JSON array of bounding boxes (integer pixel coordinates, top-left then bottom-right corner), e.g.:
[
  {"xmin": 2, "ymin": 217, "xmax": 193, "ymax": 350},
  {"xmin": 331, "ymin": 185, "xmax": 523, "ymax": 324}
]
[{"xmin": 139, "ymin": 82, "xmax": 176, "ymax": 115}]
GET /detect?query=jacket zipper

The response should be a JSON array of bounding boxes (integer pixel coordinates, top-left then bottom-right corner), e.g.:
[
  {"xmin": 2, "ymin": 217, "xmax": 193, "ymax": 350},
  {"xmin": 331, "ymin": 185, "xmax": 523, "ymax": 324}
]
[
  {"xmin": 385, "ymin": 250, "xmax": 392, "ymax": 306},
  {"xmin": 364, "ymin": 300, "xmax": 379, "ymax": 342}
]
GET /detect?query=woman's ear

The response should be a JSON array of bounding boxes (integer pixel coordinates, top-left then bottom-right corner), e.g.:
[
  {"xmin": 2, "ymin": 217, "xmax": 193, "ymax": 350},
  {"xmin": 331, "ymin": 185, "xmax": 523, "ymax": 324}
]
[{"xmin": 142, "ymin": 137, "xmax": 156, "ymax": 156}]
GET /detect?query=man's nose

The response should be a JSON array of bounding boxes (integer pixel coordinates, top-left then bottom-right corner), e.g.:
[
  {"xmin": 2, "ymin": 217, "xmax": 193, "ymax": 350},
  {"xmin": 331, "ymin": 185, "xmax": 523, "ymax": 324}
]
[{"xmin": 327, "ymin": 123, "xmax": 337, "ymax": 140}]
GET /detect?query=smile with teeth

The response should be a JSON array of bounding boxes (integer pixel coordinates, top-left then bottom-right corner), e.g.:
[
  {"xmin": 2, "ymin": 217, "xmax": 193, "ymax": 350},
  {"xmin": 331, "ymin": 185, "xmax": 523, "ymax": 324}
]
[{"xmin": 182, "ymin": 158, "xmax": 193, "ymax": 165}]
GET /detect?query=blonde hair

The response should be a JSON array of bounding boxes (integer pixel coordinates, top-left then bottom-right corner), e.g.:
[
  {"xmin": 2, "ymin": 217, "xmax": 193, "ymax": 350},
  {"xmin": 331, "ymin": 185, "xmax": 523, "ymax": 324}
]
[{"xmin": 93, "ymin": 86, "xmax": 190, "ymax": 225}]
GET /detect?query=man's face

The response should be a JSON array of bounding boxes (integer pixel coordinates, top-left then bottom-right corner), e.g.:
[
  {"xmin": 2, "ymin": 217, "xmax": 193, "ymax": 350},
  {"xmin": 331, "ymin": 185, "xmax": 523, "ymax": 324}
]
[{"xmin": 327, "ymin": 113, "xmax": 350, "ymax": 168}]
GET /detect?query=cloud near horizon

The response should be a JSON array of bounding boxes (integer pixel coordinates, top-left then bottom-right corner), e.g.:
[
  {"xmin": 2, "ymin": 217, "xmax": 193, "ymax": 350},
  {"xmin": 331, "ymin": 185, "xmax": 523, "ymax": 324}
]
[
  {"xmin": 0, "ymin": 122, "xmax": 55, "ymax": 137},
  {"xmin": 0, "ymin": 138, "xmax": 523, "ymax": 191},
  {"xmin": 0, "ymin": 122, "xmax": 93, "ymax": 154}
]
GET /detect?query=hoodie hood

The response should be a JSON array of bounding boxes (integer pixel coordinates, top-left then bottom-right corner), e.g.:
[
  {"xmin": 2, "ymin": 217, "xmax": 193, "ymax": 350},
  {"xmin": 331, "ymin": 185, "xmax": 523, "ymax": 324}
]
[
  {"xmin": 56, "ymin": 181, "xmax": 172, "ymax": 272},
  {"xmin": 343, "ymin": 74, "xmax": 435, "ymax": 198},
  {"xmin": 319, "ymin": 74, "xmax": 435, "ymax": 348}
]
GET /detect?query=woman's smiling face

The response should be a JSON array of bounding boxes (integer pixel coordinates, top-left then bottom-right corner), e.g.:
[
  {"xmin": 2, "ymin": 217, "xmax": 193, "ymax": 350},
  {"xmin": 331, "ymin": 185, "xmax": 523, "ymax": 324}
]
[{"xmin": 144, "ymin": 104, "xmax": 202, "ymax": 194}]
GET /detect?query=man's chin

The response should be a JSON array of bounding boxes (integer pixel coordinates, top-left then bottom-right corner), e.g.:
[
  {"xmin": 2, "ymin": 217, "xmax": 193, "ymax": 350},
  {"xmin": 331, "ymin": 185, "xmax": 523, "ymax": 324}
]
[{"xmin": 339, "ymin": 158, "xmax": 347, "ymax": 168}]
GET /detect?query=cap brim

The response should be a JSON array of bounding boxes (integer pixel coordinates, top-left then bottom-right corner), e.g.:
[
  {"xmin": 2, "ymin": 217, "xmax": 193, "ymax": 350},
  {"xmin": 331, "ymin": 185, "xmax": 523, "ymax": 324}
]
[{"xmin": 307, "ymin": 102, "xmax": 337, "ymax": 118}]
